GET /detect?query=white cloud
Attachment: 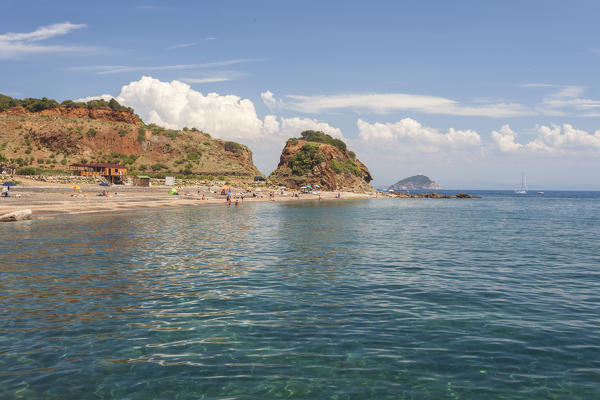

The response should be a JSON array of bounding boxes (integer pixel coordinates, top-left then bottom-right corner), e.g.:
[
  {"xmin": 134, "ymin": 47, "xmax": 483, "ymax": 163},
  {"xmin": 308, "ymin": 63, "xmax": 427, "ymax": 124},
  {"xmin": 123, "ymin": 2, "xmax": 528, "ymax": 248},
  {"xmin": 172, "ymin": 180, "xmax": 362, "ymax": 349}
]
[
  {"xmin": 492, "ymin": 123, "xmax": 600, "ymax": 154},
  {"xmin": 169, "ymin": 42, "xmax": 196, "ymax": 49},
  {"xmin": 0, "ymin": 22, "xmax": 86, "ymax": 42},
  {"xmin": 526, "ymin": 124, "xmax": 600, "ymax": 153},
  {"xmin": 71, "ymin": 59, "xmax": 256, "ymax": 75},
  {"xmin": 0, "ymin": 22, "xmax": 88, "ymax": 59},
  {"xmin": 525, "ymin": 84, "xmax": 600, "ymax": 116},
  {"xmin": 357, "ymin": 118, "xmax": 481, "ymax": 151},
  {"xmin": 272, "ymin": 92, "xmax": 529, "ymax": 117},
  {"xmin": 81, "ymin": 77, "xmax": 345, "ymax": 172},
  {"xmin": 75, "ymin": 94, "xmax": 114, "ymax": 103},
  {"xmin": 181, "ymin": 77, "xmax": 230, "ymax": 84},
  {"xmin": 491, "ymin": 125, "xmax": 523, "ymax": 153},
  {"xmin": 205, "ymin": 37, "xmax": 216, "ymax": 41},
  {"xmin": 261, "ymin": 90, "xmax": 278, "ymax": 109},
  {"xmin": 115, "ymin": 76, "xmax": 265, "ymax": 140}
]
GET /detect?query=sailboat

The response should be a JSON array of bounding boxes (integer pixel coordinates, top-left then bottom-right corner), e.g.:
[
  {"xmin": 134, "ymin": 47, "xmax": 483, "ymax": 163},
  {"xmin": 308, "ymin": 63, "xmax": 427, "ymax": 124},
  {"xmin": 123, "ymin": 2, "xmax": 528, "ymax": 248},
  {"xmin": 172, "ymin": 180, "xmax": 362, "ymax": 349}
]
[{"xmin": 515, "ymin": 172, "xmax": 527, "ymax": 194}]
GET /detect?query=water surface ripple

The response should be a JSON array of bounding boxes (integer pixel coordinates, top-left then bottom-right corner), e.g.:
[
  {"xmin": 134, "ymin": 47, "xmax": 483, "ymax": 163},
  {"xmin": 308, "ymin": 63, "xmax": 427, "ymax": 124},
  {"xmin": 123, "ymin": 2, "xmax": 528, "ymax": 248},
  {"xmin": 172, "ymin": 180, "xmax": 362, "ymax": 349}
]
[{"xmin": 1, "ymin": 192, "xmax": 599, "ymax": 399}]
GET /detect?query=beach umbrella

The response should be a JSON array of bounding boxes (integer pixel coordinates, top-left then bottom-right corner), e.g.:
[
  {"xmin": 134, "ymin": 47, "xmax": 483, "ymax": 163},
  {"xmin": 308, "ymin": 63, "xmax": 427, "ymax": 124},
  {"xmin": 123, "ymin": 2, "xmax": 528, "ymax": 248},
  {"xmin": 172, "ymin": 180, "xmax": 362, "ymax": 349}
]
[
  {"xmin": 314, "ymin": 185, "xmax": 321, "ymax": 188},
  {"xmin": 2, "ymin": 182, "xmax": 16, "ymax": 187},
  {"xmin": 71, "ymin": 186, "xmax": 81, "ymax": 190},
  {"xmin": 99, "ymin": 182, "xmax": 110, "ymax": 187}
]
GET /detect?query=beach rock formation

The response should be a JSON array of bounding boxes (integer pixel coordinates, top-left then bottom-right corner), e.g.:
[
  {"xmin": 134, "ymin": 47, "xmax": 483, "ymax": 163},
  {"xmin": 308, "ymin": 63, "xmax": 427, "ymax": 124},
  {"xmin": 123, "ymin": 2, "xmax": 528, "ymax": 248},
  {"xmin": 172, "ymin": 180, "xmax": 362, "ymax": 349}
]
[
  {"xmin": 0, "ymin": 209, "xmax": 32, "ymax": 222},
  {"xmin": 269, "ymin": 131, "xmax": 374, "ymax": 192},
  {"xmin": 388, "ymin": 174, "xmax": 441, "ymax": 191},
  {"xmin": 0, "ymin": 95, "xmax": 262, "ymax": 179}
]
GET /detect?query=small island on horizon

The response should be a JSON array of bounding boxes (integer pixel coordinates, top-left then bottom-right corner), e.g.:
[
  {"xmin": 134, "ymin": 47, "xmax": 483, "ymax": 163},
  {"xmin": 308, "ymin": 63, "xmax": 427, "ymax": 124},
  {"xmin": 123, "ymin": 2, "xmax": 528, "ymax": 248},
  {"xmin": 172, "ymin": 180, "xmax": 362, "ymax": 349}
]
[{"xmin": 387, "ymin": 174, "xmax": 441, "ymax": 191}]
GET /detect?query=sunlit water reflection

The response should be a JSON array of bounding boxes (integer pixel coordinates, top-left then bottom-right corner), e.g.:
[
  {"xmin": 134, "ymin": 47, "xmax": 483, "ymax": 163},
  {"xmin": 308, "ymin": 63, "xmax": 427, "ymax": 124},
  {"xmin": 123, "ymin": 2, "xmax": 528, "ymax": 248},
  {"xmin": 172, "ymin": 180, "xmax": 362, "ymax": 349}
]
[{"xmin": 1, "ymin": 193, "xmax": 599, "ymax": 399}]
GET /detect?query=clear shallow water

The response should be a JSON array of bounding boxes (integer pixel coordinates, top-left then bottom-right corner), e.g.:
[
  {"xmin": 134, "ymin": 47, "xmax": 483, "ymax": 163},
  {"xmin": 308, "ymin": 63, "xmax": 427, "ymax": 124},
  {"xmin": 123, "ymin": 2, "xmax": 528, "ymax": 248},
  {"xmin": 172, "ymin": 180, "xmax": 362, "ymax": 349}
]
[{"xmin": 1, "ymin": 193, "xmax": 599, "ymax": 399}]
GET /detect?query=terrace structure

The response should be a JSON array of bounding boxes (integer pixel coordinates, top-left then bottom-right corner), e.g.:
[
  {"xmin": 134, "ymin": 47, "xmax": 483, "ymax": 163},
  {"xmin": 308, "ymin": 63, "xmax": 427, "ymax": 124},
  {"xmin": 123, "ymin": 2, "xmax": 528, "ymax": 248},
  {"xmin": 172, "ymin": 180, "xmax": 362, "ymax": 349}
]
[{"xmin": 70, "ymin": 162, "xmax": 128, "ymax": 184}]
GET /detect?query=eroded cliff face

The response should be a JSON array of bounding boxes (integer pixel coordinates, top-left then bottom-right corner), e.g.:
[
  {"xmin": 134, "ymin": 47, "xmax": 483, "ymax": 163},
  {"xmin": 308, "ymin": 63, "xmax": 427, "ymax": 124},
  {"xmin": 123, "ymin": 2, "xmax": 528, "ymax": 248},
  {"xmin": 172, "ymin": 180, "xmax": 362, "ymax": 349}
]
[
  {"xmin": 0, "ymin": 111, "xmax": 261, "ymax": 178},
  {"xmin": 269, "ymin": 139, "xmax": 374, "ymax": 192},
  {"xmin": 1, "ymin": 105, "xmax": 142, "ymax": 125}
]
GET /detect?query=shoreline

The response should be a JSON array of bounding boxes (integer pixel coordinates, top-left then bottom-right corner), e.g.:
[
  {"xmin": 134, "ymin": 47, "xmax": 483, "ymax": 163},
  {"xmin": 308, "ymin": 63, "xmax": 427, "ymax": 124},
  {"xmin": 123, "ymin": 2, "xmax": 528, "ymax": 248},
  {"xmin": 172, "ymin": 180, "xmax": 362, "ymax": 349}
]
[{"xmin": 0, "ymin": 184, "xmax": 376, "ymax": 220}]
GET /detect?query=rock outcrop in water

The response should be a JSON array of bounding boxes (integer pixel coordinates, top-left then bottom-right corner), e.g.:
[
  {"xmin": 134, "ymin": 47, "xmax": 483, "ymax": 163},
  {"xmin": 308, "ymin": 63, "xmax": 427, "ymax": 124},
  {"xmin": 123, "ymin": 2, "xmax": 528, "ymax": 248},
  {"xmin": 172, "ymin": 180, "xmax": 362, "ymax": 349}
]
[{"xmin": 269, "ymin": 130, "xmax": 373, "ymax": 191}]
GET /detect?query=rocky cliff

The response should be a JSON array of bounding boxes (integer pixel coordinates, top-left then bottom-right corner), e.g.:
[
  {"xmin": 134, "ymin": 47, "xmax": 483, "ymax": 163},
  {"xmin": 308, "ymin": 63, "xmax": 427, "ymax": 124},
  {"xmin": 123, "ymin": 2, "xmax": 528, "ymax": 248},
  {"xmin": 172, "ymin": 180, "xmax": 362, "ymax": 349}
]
[
  {"xmin": 388, "ymin": 175, "xmax": 441, "ymax": 191},
  {"xmin": 0, "ymin": 105, "xmax": 261, "ymax": 179},
  {"xmin": 1, "ymin": 105, "xmax": 142, "ymax": 125},
  {"xmin": 269, "ymin": 132, "xmax": 373, "ymax": 192}
]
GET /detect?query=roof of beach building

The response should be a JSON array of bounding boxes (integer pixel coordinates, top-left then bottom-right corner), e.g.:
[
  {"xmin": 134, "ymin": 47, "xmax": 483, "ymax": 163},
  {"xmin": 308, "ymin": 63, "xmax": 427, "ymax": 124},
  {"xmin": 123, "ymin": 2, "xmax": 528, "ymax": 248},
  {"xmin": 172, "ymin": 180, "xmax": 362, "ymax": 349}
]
[{"xmin": 70, "ymin": 162, "xmax": 127, "ymax": 169}]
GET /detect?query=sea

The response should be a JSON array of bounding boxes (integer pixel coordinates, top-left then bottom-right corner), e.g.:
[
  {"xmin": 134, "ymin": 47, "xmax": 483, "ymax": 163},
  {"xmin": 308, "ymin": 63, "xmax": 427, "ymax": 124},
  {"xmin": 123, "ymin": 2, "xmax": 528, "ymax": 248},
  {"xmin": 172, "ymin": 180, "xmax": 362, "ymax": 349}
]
[{"xmin": 1, "ymin": 191, "xmax": 599, "ymax": 399}]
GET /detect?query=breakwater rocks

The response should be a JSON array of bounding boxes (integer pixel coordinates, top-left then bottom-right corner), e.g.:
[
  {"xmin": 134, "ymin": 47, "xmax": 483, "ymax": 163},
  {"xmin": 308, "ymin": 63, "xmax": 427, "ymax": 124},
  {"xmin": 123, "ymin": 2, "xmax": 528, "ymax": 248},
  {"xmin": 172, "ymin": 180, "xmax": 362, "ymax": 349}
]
[{"xmin": 384, "ymin": 192, "xmax": 480, "ymax": 199}]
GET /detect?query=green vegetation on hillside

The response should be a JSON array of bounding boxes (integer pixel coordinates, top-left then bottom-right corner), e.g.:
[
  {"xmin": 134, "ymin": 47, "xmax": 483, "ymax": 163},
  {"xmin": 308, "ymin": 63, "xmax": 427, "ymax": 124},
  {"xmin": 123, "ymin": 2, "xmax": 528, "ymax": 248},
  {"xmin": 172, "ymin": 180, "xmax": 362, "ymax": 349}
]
[
  {"xmin": 300, "ymin": 130, "xmax": 347, "ymax": 152},
  {"xmin": 0, "ymin": 94, "xmax": 134, "ymax": 114},
  {"xmin": 290, "ymin": 142, "xmax": 322, "ymax": 175}
]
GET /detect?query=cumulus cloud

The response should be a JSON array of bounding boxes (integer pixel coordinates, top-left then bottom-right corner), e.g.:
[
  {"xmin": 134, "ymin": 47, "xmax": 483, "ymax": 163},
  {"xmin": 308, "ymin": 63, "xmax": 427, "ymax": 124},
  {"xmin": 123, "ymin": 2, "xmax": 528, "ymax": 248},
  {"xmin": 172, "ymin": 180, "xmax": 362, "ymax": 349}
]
[
  {"xmin": 266, "ymin": 92, "xmax": 530, "ymax": 117},
  {"xmin": 261, "ymin": 90, "xmax": 278, "ymax": 109},
  {"xmin": 82, "ymin": 76, "xmax": 345, "ymax": 172},
  {"xmin": 491, "ymin": 125, "xmax": 523, "ymax": 153},
  {"xmin": 491, "ymin": 123, "xmax": 600, "ymax": 154},
  {"xmin": 526, "ymin": 124, "xmax": 600, "ymax": 153},
  {"xmin": 115, "ymin": 76, "xmax": 265, "ymax": 140},
  {"xmin": 0, "ymin": 22, "xmax": 89, "ymax": 59},
  {"xmin": 357, "ymin": 118, "xmax": 481, "ymax": 152}
]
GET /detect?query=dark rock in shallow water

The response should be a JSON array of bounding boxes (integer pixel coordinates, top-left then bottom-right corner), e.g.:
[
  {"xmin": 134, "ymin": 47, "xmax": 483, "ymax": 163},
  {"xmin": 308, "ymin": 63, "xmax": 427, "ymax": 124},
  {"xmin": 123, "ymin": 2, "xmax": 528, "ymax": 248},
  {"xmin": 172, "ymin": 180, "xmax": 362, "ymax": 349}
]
[{"xmin": 455, "ymin": 193, "xmax": 481, "ymax": 198}]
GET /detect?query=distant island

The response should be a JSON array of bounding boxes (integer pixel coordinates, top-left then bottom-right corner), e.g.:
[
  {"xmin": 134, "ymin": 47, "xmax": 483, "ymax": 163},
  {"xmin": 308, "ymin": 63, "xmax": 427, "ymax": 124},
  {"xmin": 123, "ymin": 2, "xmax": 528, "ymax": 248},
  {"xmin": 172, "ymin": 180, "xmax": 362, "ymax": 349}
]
[{"xmin": 387, "ymin": 174, "xmax": 441, "ymax": 191}]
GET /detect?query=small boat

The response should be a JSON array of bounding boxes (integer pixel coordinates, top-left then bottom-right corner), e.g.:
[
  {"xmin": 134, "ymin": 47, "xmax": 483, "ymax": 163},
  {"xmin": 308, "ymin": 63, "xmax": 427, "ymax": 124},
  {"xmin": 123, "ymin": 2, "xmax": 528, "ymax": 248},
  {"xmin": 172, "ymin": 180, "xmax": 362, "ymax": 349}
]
[
  {"xmin": 538, "ymin": 191, "xmax": 544, "ymax": 195},
  {"xmin": 515, "ymin": 172, "xmax": 527, "ymax": 194}
]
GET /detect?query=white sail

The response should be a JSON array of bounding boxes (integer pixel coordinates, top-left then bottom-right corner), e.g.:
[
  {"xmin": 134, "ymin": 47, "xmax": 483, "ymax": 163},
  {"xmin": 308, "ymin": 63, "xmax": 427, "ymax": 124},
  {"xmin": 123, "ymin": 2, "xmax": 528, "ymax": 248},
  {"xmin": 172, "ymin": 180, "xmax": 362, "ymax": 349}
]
[{"xmin": 515, "ymin": 172, "xmax": 527, "ymax": 194}]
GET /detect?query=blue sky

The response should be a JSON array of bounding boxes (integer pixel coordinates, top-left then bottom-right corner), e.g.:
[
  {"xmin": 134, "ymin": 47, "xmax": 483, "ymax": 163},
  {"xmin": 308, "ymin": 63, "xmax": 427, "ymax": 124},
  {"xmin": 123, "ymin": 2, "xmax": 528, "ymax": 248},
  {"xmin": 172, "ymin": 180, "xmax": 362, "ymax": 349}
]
[{"xmin": 1, "ymin": 1, "xmax": 600, "ymax": 188}]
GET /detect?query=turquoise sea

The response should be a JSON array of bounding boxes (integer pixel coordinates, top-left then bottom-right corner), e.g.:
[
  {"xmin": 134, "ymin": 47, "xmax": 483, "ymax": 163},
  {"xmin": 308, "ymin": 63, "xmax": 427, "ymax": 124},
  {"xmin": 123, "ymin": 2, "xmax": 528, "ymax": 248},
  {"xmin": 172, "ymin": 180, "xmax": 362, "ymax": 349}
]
[{"xmin": 1, "ymin": 192, "xmax": 599, "ymax": 399}]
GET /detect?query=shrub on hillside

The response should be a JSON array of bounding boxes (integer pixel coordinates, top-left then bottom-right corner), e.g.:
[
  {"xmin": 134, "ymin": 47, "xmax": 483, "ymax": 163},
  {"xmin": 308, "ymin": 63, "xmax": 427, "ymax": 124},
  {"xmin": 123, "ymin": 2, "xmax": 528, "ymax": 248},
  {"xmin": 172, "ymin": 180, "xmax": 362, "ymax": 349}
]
[
  {"xmin": 329, "ymin": 158, "xmax": 343, "ymax": 174},
  {"xmin": 224, "ymin": 141, "xmax": 243, "ymax": 154},
  {"xmin": 21, "ymin": 97, "xmax": 59, "ymax": 112},
  {"xmin": 300, "ymin": 130, "xmax": 347, "ymax": 152},
  {"xmin": 290, "ymin": 142, "xmax": 320, "ymax": 176},
  {"xmin": 60, "ymin": 100, "xmax": 86, "ymax": 108},
  {"xmin": 0, "ymin": 94, "xmax": 21, "ymax": 112},
  {"xmin": 137, "ymin": 127, "xmax": 146, "ymax": 142},
  {"xmin": 16, "ymin": 167, "xmax": 36, "ymax": 175}
]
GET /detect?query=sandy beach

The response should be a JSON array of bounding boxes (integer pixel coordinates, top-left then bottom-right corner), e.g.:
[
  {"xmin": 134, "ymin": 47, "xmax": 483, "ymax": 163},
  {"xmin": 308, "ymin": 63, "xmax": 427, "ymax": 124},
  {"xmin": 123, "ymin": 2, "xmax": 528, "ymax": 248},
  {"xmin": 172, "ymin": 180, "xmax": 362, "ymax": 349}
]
[{"xmin": 0, "ymin": 180, "xmax": 375, "ymax": 219}]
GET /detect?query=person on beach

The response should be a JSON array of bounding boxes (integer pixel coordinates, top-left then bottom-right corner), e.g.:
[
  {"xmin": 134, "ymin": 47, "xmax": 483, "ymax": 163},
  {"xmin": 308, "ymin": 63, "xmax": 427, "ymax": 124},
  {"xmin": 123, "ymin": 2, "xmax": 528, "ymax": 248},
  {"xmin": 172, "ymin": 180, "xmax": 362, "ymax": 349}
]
[
  {"xmin": 235, "ymin": 200, "xmax": 239, "ymax": 206},
  {"xmin": 226, "ymin": 194, "xmax": 231, "ymax": 206}
]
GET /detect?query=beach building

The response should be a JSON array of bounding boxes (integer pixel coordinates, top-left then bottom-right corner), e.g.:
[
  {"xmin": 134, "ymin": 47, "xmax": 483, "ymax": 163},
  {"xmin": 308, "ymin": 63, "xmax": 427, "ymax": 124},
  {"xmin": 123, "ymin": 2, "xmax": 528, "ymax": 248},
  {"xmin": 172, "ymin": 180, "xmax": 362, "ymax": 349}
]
[
  {"xmin": 70, "ymin": 162, "xmax": 128, "ymax": 183},
  {"xmin": 133, "ymin": 175, "xmax": 151, "ymax": 187}
]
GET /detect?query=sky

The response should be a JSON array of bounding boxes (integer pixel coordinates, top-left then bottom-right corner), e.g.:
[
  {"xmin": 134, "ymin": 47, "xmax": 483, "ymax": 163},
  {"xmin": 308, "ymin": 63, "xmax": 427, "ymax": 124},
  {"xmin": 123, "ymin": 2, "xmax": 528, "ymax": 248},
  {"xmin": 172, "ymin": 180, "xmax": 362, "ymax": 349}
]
[{"xmin": 1, "ymin": 1, "xmax": 600, "ymax": 189}]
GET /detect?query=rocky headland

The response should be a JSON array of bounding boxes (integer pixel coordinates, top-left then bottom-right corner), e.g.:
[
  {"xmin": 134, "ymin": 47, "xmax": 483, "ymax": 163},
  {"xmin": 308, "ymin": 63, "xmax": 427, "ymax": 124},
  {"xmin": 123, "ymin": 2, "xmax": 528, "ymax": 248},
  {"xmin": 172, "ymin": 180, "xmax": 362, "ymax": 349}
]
[{"xmin": 269, "ymin": 130, "xmax": 374, "ymax": 192}]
